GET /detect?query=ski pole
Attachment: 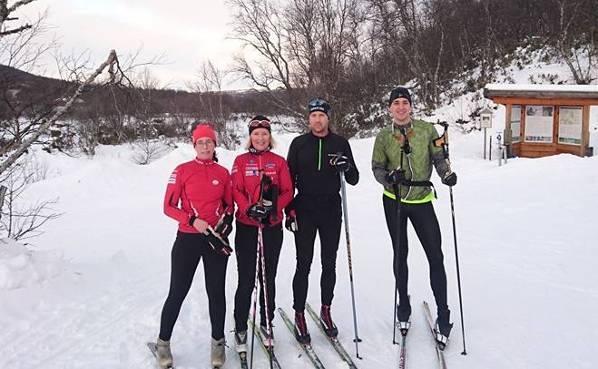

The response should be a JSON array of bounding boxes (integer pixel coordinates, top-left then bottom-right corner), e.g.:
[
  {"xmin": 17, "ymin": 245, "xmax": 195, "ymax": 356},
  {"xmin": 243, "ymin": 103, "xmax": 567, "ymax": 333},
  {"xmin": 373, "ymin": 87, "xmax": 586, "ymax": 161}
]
[
  {"xmin": 392, "ymin": 178, "xmax": 401, "ymax": 345},
  {"xmin": 249, "ymin": 228, "xmax": 261, "ymax": 369},
  {"xmin": 449, "ymin": 185, "xmax": 467, "ymax": 355},
  {"xmin": 257, "ymin": 170, "xmax": 274, "ymax": 367},
  {"xmin": 393, "ymin": 281, "xmax": 398, "ymax": 344},
  {"xmin": 392, "ymin": 127, "xmax": 408, "ymax": 344},
  {"xmin": 339, "ymin": 171, "xmax": 362, "ymax": 359},
  {"xmin": 392, "ymin": 177, "xmax": 402, "ymax": 345},
  {"xmin": 435, "ymin": 121, "xmax": 467, "ymax": 355},
  {"xmin": 249, "ymin": 170, "xmax": 269, "ymax": 369},
  {"xmin": 258, "ymin": 224, "xmax": 274, "ymax": 368}
]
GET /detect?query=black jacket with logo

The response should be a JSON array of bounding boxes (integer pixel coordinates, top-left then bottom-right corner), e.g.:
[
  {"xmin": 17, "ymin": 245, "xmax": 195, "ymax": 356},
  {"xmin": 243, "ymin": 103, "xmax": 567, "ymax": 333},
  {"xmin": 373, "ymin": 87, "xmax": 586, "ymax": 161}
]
[{"xmin": 287, "ymin": 131, "xmax": 359, "ymax": 202}]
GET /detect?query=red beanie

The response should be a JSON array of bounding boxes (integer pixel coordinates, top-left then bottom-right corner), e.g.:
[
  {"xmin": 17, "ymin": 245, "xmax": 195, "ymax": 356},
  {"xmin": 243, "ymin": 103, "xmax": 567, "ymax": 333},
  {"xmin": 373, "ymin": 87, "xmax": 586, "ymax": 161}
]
[{"xmin": 192, "ymin": 123, "xmax": 217, "ymax": 145}]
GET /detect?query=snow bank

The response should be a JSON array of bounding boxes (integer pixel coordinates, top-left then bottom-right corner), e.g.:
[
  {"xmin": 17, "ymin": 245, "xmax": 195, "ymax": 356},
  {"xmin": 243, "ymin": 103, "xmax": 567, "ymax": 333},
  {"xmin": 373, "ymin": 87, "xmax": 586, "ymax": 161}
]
[{"xmin": 0, "ymin": 239, "xmax": 64, "ymax": 289}]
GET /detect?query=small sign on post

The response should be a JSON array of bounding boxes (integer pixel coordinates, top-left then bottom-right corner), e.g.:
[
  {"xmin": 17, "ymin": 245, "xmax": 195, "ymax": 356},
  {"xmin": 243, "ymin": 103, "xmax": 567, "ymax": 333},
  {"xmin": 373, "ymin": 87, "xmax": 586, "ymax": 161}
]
[{"xmin": 480, "ymin": 108, "xmax": 493, "ymax": 159}]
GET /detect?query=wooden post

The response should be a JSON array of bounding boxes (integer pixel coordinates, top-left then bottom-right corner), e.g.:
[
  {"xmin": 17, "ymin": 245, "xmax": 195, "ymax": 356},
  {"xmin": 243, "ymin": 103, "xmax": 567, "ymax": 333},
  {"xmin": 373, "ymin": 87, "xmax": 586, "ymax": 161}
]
[
  {"xmin": 582, "ymin": 105, "xmax": 590, "ymax": 156},
  {"xmin": 483, "ymin": 128, "xmax": 487, "ymax": 159},
  {"xmin": 504, "ymin": 104, "xmax": 513, "ymax": 158}
]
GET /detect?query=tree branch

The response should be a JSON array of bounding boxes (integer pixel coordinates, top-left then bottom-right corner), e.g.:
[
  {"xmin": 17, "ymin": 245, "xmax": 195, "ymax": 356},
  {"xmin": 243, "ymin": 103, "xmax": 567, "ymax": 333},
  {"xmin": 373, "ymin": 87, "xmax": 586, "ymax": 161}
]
[{"xmin": 0, "ymin": 50, "xmax": 118, "ymax": 176}]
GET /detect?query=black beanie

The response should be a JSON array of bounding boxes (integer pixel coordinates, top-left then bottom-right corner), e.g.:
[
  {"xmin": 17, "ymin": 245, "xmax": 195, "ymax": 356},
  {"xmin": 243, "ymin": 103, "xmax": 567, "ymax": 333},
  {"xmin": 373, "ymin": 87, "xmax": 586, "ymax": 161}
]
[
  {"xmin": 248, "ymin": 115, "xmax": 271, "ymax": 134},
  {"xmin": 388, "ymin": 87, "xmax": 412, "ymax": 106},
  {"xmin": 307, "ymin": 98, "xmax": 331, "ymax": 117}
]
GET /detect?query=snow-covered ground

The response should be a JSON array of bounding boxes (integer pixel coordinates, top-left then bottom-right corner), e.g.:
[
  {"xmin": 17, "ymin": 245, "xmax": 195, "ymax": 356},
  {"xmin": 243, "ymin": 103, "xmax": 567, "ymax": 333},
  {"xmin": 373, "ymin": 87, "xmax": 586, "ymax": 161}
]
[{"xmin": 1, "ymin": 118, "xmax": 598, "ymax": 369}]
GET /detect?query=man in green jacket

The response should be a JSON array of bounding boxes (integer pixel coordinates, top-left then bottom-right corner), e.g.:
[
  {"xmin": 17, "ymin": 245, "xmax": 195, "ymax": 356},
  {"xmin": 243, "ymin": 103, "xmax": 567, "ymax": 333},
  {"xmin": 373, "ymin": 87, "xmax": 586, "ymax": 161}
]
[{"xmin": 371, "ymin": 86, "xmax": 457, "ymax": 347}]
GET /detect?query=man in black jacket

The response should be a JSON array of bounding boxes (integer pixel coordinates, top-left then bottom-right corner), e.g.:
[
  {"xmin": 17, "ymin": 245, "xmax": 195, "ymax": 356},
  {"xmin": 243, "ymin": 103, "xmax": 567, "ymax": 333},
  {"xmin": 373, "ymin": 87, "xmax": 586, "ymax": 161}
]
[{"xmin": 285, "ymin": 98, "xmax": 359, "ymax": 344}]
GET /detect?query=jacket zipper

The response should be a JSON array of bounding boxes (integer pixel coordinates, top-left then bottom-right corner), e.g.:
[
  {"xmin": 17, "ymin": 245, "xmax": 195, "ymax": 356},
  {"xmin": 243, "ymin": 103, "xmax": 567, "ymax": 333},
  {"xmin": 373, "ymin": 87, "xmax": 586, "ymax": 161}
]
[{"xmin": 318, "ymin": 138, "xmax": 322, "ymax": 171}]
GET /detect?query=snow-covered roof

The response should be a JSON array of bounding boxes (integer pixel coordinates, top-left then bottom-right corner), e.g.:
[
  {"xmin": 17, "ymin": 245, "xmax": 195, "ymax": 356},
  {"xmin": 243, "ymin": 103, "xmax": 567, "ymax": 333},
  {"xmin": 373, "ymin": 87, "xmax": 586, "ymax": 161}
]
[
  {"xmin": 486, "ymin": 84, "xmax": 598, "ymax": 92},
  {"xmin": 484, "ymin": 83, "xmax": 598, "ymax": 100}
]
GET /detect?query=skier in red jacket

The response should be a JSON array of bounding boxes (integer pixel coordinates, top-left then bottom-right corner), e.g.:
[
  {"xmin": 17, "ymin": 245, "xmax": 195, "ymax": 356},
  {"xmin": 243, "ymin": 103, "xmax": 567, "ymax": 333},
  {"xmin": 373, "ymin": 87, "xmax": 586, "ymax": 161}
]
[
  {"xmin": 230, "ymin": 115, "xmax": 293, "ymax": 353},
  {"xmin": 154, "ymin": 123, "xmax": 234, "ymax": 369}
]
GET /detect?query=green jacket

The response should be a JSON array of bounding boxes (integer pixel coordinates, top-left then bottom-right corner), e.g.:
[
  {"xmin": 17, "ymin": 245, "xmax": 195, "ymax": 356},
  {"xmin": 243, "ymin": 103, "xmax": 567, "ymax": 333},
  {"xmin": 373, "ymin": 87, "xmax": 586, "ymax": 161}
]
[{"xmin": 371, "ymin": 119, "xmax": 451, "ymax": 203}]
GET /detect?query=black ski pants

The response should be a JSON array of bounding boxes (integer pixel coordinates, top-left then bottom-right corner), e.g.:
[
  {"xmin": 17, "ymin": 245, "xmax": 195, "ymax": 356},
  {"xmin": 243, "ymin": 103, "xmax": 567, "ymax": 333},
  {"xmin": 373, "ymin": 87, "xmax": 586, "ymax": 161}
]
[
  {"xmin": 234, "ymin": 222, "xmax": 283, "ymax": 332},
  {"xmin": 159, "ymin": 231, "xmax": 229, "ymax": 341},
  {"xmin": 383, "ymin": 195, "xmax": 449, "ymax": 315},
  {"xmin": 292, "ymin": 194, "xmax": 342, "ymax": 312}
]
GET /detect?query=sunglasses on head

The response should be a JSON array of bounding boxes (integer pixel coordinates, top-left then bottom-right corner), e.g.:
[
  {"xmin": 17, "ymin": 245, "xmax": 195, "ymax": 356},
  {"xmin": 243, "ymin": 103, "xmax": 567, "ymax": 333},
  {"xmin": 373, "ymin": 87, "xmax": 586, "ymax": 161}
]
[
  {"xmin": 308, "ymin": 98, "xmax": 330, "ymax": 109},
  {"xmin": 249, "ymin": 119, "xmax": 271, "ymax": 129}
]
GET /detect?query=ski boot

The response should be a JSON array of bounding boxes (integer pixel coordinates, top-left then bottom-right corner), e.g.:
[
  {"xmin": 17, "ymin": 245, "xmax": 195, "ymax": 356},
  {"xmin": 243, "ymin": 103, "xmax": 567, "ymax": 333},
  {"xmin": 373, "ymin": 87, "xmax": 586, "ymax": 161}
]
[
  {"xmin": 156, "ymin": 338, "xmax": 173, "ymax": 369},
  {"xmin": 260, "ymin": 323, "xmax": 275, "ymax": 348},
  {"xmin": 435, "ymin": 309, "xmax": 453, "ymax": 351},
  {"xmin": 396, "ymin": 303, "xmax": 411, "ymax": 336},
  {"xmin": 234, "ymin": 330, "xmax": 247, "ymax": 353},
  {"xmin": 320, "ymin": 304, "xmax": 338, "ymax": 337},
  {"xmin": 397, "ymin": 320, "xmax": 411, "ymax": 336},
  {"xmin": 294, "ymin": 310, "xmax": 311, "ymax": 344},
  {"xmin": 211, "ymin": 337, "xmax": 226, "ymax": 368}
]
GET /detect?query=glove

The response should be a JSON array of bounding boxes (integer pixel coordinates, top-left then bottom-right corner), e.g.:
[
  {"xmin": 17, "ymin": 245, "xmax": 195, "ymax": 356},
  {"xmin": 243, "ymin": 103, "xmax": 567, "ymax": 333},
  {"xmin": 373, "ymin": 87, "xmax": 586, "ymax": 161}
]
[
  {"xmin": 205, "ymin": 227, "xmax": 233, "ymax": 256},
  {"xmin": 247, "ymin": 203, "xmax": 272, "ymax": 221},
  {"xmin": 385, "ymin": 169, "xmax": 406, "ymax": 185},
  {"xmin": 442, "ymin": 172, "xmax": 457, "ymax": 186},
  {"xmin": 214, "ymin": 213, "xmax": 233, "ymax": 238},
  {"xmin": 328, "ymin": 153, "xmax": 351, "ymax": 172},
  {"xmin": 284, "ymin": 211, "xmax": 298, "ymax": 233}
]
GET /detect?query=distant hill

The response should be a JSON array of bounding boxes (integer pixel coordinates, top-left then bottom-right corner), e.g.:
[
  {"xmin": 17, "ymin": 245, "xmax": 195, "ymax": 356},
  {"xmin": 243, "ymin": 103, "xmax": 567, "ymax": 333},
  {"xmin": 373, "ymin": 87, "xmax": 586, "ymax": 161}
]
[
  {"xmin": 0, "ymin": 65, "xmax": 67, "ymax": 86},
  {"xmin": 0, "ymin": 64, "xmax": 289, "ymax": 119}
]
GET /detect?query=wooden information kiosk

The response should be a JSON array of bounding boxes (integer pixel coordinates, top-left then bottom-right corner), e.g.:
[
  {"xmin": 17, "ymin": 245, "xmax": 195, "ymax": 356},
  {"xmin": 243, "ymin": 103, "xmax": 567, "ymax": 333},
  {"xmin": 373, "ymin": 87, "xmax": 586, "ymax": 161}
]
[{"xmin": 483, "ymin": 84, "xmax": 597, "ymax": 158}]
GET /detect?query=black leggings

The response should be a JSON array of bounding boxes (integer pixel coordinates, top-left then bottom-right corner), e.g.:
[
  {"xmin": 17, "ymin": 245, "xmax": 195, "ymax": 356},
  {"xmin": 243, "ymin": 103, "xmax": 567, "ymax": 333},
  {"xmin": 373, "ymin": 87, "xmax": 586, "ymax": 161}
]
[
  {"xmin": 233, "ymin": 222, "xmax": 283, "ymax": 331},
  {"xmin": 159, "ymin": 231, "xmax": 229, "ymax": 341},
  {"xmin": 292, "ymin": 194, "xmax": 342, "ymax": 312},
  {"xmin": 383, "ymin": 196, "xmax": 448, "ymax": 314}
]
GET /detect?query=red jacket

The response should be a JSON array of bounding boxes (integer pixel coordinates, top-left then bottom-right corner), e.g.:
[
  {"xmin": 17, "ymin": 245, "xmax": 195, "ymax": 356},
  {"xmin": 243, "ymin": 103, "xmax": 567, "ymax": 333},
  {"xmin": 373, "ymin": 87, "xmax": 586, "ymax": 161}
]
[
  {"xmin": 231, "ymin": 151, "xmax": 293, "ymax": 227},
  {"xmin": 163, "ymin": 158, "xmax": 233, "ymax": 233}
]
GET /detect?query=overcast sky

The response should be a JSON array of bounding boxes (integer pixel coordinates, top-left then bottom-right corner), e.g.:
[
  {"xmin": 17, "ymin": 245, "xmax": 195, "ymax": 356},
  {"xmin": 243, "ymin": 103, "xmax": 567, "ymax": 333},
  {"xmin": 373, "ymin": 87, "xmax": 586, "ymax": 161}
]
[{"xmin": 15, "ymin": 0, "xmax": 248, "ymax": 90}]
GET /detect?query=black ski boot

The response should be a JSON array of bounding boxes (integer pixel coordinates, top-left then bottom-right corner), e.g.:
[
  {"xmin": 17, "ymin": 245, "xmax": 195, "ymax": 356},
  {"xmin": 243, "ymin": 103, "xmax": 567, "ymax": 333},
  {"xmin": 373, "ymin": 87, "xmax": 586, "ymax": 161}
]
[
  {"xmin": 320, "ymin": 305, "xmax": 338, "ymax": 337},
  {"xmin": 294, "ymin": 311, "xmax": 311, "ymax": 344},
  {"xmin": 397, "ymin": 320, "xmax": 411, "ymax": 336},
  {"xmin": 397, "ymin": 303, "xmax": 411, "ymax": 336},
  {"xmin": 435, "ymin": 309, "xmax": 453, "ymax": 351}
]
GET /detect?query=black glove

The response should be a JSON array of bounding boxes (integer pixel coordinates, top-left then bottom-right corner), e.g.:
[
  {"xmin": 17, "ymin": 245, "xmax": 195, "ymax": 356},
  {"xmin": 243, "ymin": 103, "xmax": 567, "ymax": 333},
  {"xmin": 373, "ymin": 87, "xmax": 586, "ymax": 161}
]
[
  {"xmin": 386, "ymin": 169, "xmax": 406, "ymax": 185},
  {"xmin": 205, "ymin": 227, "xmax": 233, "ymax": 256},
  {"xmin": 442, "ymin": 172, "xmax": 457, "ymax": 186},
  {"xmin": 328, "ymin": 153, "xmax": 351, "ymax": 172},
  {"xmin": 247, "ymin": 203, "xmax": 272, "ymax": 221},
  {"xmin": 214, "ymin": 213, "xmax": 233, "ymax": 237},
  {"xmin": 284, "ymin": 212, "xmax": 298, "ymax": 233}
]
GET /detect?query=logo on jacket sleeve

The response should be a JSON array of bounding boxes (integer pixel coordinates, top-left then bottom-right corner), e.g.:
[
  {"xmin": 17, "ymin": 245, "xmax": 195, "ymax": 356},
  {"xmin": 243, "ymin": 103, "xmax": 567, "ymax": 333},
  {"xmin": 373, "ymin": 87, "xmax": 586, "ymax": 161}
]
[{"xmin": 212, "ymin": 179, "xmax": 220, "ymax": 186}]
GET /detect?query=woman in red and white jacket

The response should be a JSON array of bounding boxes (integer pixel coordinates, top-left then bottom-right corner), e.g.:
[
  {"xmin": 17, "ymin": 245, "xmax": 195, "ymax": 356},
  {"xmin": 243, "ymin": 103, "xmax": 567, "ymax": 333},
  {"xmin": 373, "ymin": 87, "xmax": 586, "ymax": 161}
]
[
  {"xmin": 154, "ymin": 123, "xmax": 234, "ymax": 369},
  {"xmin": 230, "ymin": 115, "xmax": 293, "ymax": 352}
]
